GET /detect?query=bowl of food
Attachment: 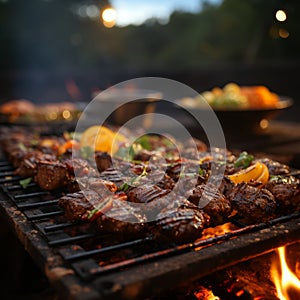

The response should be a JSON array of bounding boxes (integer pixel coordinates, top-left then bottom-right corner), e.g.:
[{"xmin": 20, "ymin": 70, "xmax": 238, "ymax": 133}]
[
  {"xmin": 84, "ymin": 89, "xmax": 162, "ymax": 128},
  {"xmin": 177, "ymin": 83, "xmax": 293, "ymax": 134}
]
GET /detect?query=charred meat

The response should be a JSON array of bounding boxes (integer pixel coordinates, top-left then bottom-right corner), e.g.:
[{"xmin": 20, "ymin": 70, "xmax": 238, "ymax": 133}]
[
  {"xmin": 258, "ymin": 158, "xmax": 290, "ymax": 176},
  {"xmin": 151, "ymin": 202, "xmax": 209, "ymax": 244},
  {"xmin": 265, "ymin": 175, "xmax": 300, "ymax": 211},
  {"xmin": 187, "ymin": 183, "xmax": 232, "ymax": 226},
  {"xmin": 228, "ymin": 183, "xmax": 276, "ymax": 223}
]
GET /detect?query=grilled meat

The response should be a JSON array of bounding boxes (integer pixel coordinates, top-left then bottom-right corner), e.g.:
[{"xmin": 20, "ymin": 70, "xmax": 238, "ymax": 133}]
[
  {"xmin": 96, "ymin": 199, "xmax": 147, "ymax": 236},
  {"xmin": 95, "ymin": 151, "xmax": 112, "ymax": 172},
  {"xmin": 265, "ymin": 176, "xmax": 300, "ymax": 211},
  {"xmin": 133, "ymin": 149, "xmax": 156, "ymax": 162},
  {"xmin": 228, "ymin": 183, "xmax": 276, "ymax": 223},
  {"xmin": 258, "ymin": 158, "xmax": 290, "ymax": 175},
  {"xmin": 35, "ymin": 157, "xmax": 97, "ymax": 191},
  {"xmin": 151, "ymin": 200, "xmax": 209, "ymax": 244},
  {"xmin": 14, "ymin": 150, "xmax": 56, "ymax": 178},
  {"xmin": 187, "ymin": 183, "xmax": 232, "ymax": 226},
  {"xmin": 58, "ymin": 190, "xmax": 101, "ymax": 221},
  {"xmin": 35, "ymin": 160, "xmax": 69, "ymax": 190},
  {"xmin": 127, "ymin": 184, "xmax": 171, "ymax": 217},
  {"xmin": 156, "ymin": 173, "xmax": 175, "ymax": 190},
  {"xmin": 83, "ymin": 177, "xmax": 117, "ymax": 195},
  {"xmin": 219, "ymin": 176, "xmax": 235, "ymax": 198},
  {"xmin": 99, "ymin": 168, "xmax": 124, "ymax": 185},
  {"xmin": 59, "ymin": 190, "xmax": 146, "ymax": 236}
]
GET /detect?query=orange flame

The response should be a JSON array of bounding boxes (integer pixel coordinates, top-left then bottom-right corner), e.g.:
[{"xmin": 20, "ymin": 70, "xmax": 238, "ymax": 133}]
[
  {"xmin": 202, "ymin": 222, "xmax": 236, "ymax": 239},
  {"xmin": 194, "ymin": 286, "xmax": 220, "ymax": 300},
  {"xmin": 271, "ymin": 246, "xmax": 300, "ymax": 300}
]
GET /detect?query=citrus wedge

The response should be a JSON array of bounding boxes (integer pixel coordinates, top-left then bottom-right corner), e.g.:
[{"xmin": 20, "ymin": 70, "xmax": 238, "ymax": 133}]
[
  {"xmin": 228, "ymin": 161, "xmax": 269, "ymax": 187},
  {"xmin": 80, "ymin": 125, "xmax": 127, "ymax": 155}
]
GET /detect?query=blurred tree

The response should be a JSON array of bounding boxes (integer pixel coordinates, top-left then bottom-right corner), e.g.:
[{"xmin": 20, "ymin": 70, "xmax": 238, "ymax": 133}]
[{"xmin": 0, "ymin": 0, "xmax": 299, "ymax": 73}]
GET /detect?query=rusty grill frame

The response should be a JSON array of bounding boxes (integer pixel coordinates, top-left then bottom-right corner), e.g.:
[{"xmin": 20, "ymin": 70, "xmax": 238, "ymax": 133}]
[{"xmin": 1, "ymin": 159, "xmax": 300, "ymax": 300}]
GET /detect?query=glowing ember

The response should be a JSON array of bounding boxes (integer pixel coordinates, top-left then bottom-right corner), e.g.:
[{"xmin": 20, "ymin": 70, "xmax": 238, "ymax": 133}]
[
  {"xmin": 202, "ymin": 223, "xmax": 236, "ymax": 239},
  {"xmin": 194, "ymin": 286, "xmax": 220, "ymax": 300},
  {"xmin": 271, "ymin": 246, "xmax": 300, "ymax": 300}
]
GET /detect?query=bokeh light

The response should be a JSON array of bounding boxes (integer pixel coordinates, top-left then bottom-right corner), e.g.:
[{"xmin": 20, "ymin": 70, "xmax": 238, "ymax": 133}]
[
  {"xmin": 275, "ymin": 10, "xmax": 287, "ymax": 22},
  {"xmin": 102, "ymin": 7, "xmax": 117, "ymax": 28}
]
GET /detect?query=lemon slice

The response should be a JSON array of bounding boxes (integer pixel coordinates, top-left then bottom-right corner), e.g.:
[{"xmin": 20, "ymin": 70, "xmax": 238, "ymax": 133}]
[{"xmin": 80, "ymin": 125, "xmax": 127, "ymax": 154}]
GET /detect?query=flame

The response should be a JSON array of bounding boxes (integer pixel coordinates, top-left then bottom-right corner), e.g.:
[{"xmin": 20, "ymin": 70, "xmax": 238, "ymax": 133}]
[
  {"xmin": 194, "ymin": 286, "xmax": 220, "ymax": 300},
  {"xmin": 202, "ymin": 222, "xmax": 236, "ymax": 239},
  {"xmin": 271, "ymin": 246, "xmax": 300, "ymax": 300}
]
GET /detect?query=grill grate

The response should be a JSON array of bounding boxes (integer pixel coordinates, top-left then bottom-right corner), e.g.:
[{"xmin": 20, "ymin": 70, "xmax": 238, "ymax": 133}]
[{"xmin": 1, "ymin": 159, "xmax": 300, "ymax": 299}]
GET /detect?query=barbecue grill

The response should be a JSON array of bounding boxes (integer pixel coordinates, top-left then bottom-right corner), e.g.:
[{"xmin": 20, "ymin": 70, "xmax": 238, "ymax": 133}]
[{"xmin": 0, "ymin": 157, "xmax": 300, "ymax": 299}]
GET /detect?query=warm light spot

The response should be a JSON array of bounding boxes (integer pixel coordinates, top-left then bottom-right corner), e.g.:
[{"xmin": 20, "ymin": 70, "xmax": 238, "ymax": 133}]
[
  {"xmin": 194, "ymin": 286, "xmax": 220, "ymax": 300},
  {"xmin": 102, "ymin": 7, "xmax": 117, "ymax": 28},
  {"xmin": 195, "ymin": 223, "xmax": 237, "ymax": 251},
  {"xmin": 279, "ymin": 28, "xmax": 290, "ymax": 39},
  {"xmin": 48, "ymin": 112, "xmax": 58, "ymax": 120},
  {"xmin": 62, "ymin": 110, "xmax": 71, "ymax": 120},
  {"xmin": 260, "ymin": 119, "xmax": 269, "ymax": 129},
  {"xmin": 276, "ymin": 10, "xmax": 287, "ymax": 22},
  {"xmin": 271, "ymin": 247, "xmax": 300, "ymax": 300}
]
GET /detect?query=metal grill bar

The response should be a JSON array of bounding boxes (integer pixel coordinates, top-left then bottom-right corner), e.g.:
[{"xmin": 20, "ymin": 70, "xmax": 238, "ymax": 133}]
[
  {"xmin": 44, "ymin": 222, "xmax": 76, "ymax": 232},
  {"xmin": 14, "ymin": 191, "xmax": 49, "ymax": 199},
  {"xmin": 17, "ymin": 199, "xmax": 59, "ymax": 209},
  {"xmin": 26, "ymin": 210, "xmax": 64, "ymax": 220},
  {"xmin": 48, "ymin": 232, "xmax": 98, "ymax": 246},
  {"xmin": 0, "ymin": 176, "xmax": 22, "ymax": 184},
  {"xmin": 0, "ymin": 171, "xmax": 15, "ymax": 176},
  {"xmin": 63, "ymin": 237, "xmax": 153, "ymax": 262},
  {"xmin": 0, "ymin": 166, "xmax": 14, "ymax": 172},
  {"xmin": 6, "ymin": 182, "xmax": 37, "ymax": 191}
]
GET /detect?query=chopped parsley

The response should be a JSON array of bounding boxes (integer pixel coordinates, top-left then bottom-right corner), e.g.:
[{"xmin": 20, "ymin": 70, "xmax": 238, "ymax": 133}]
[{"xmin": 234, "ymin": 151, "xmax": 254, "ymax": 169}]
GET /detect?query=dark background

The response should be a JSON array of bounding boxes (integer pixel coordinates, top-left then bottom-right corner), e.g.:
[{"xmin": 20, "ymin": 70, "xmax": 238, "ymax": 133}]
[{"xmin": 0, "ymin": 0, "xmax": 299, "ymax": 122}]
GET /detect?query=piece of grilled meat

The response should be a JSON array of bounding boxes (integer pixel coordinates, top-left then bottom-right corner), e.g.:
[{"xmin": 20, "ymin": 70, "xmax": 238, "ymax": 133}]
[
  {"xmin": 96, "ymin": 199, "xmax": 147, "ymax": 237},
  {"xmin": 58, "ymin": 189, "xmax": 101, "ymax": 222},
  {"xmin": 187, "ymin": 183, "xmax": 232, "ymax": 226},
  {"xmin": 35, "ymin": 160, "xmax": 69, "ymax": 190},
  {"xmin": 127, "ymin": 184, "xmax": 171, "ymax": 218},
  {"xmin": 59, "ymin": 189, "xmax": 146, "ymax": 236},
  {"xmin": 228, "ymin": 183, "xmax": 276, "ymax": 223},
  {"xmin": 265, "ymin": 176, "xmax": 300, "ymax": 212},
  {"xmin": 151, "ymin": 199, "xmax": 210, "ymax": 244},
  {"xmin": 35, "ymin": 157, "xmax": 96, "ymax": 191},
  {"xmin": 95, "ymin": 151, "xmax": 112, "ymax": 172},
  {"xmin": 14, "ymin": 150, "xmax": 56, "ymax": 178},
  {"xmin": 258, "ymin": 158, "xmax": 290, "ymax": 175}
]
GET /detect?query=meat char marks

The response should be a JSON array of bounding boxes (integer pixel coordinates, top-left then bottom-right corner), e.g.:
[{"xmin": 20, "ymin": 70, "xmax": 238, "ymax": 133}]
[
  {"xmin": 127, "ymin": 184, "xmax": 171, "ymax": 217},
  {"xmin": 59, "ymin": 189, "xmax": 146, "ymax": 237},
  {"xmin": 266, "ymin": 175, "xmax": 300, "ymax": 212},
  {"xmin": 228, "ymin": 183, "xmax": 276, "ymax": 223},
  {"xmin": 151, "ymin": 198, "xmax": 210, "ymax": 243},
  {"xmin": 187, "ymin": 183, "xmax": 232, "ymax": 226}
]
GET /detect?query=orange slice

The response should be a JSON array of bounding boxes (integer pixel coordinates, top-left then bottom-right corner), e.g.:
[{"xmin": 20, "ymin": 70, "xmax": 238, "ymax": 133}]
[{"xmin": 80, "ymin": 125, "xmax": 127, "ymax": 154}]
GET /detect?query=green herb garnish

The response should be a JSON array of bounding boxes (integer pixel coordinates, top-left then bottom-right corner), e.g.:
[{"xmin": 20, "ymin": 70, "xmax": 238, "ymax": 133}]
[
  {"xmin": 199, "ymin": 168, "xmax": 204, "ymax": 176},
  {"xmin": 234, "ymin": 151, "xmax": 254, "ymax": 169},
  {"xmin": 135, "ymin": 135, "xmax": 151, "ymax": 150},
  {"xmin": 118, "ymin": 165, "xmax": 148, "ymax": 191},
  {"xmin": 19, "ymin": 177, "xmax": 32, "ymax": 189}
]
